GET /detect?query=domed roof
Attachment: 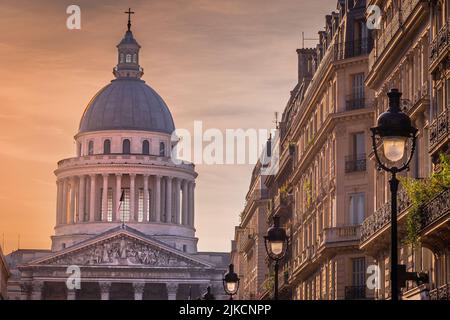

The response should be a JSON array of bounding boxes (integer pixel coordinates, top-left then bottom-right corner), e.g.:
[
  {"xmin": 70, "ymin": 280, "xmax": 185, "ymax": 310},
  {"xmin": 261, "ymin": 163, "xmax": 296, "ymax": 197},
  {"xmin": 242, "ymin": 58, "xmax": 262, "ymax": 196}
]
[{"xmin": 78, "ymin": 78, "xmax": 175, "ymax": 134}]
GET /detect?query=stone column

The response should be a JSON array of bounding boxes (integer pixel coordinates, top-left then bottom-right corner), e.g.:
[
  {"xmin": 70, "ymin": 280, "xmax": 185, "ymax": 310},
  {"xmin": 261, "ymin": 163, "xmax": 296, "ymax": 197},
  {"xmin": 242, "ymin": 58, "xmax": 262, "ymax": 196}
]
[
  {"xmin": 133, "ymin": 282, "xmax": 145, "ymax": 300},
  {"xmin": 182, "ymin": 180, "xmax": 188, "ymax": 225},
  {"xmin": 61, "ymin": 179, "xmax": 68, "ymax": 224},
  {"xmin": 165, "ymin": 177, "xmax": 173, "ymax": 223},
  {"xmin": 69, "ymin": 177, "xmax": 76, "ymax": 224},
  {"xmin": 143, "ymin": 174, "xmax": 149, "ymax": 222},
  {"xmin": 130, "ymin": 174, "xmax": 136, "ymax": 222},
  {"xmin": 115, "ymin": 174, "xmax": 122, "ymax": 222},
  {"xmin": 78, "ymin": 175, "xmax": 86, "ymax": 222},
  {"xmin": 56, "ymin": 180, "xmax": 63, "ymax": 226},
  {"xmin": 99, "ymin": 282, "xmax": 111, "ymax": 300},
  {"xmin": 67, "ymin": 289, "xmax": 76, "ymax": 300},
  {"xmin": 89, "ymin": 174, "xmax": 97, "ymax": 222},
  {"xmin": 166, "ymin": 283, "xmax": 178, "ymax": 300},
  {"xmin": 188, "ymin": 181, "xmax": 195, "ymax": 227},
  {"xmin": 30, "ymin": 281, "xmax": 44, "ymax": 300},
  {"xmin": 174, "ymin": 178, "xmax": 181, "ymax": 224},
  {"xmin": 155, "ymin": 175, "xmax": 161, "ymax": 222},
  {"xmin": 101, "ymin": 174, "xmax": 109, "ymax": 222}
]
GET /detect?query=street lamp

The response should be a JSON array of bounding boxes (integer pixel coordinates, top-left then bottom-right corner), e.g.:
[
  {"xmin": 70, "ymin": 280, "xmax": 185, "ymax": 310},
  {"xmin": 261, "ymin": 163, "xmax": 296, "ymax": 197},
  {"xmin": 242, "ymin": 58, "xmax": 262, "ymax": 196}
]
[
  {"xmin": 264, "ymin": 215, "xmax": 288, "ymax": 300},
  {"xmin": 370, "ymin": 88, "xmax": 417, "ymax": 301},
  {"xmin": 223, "ymin": 264, "xmax": 239, "ymax": 300}
]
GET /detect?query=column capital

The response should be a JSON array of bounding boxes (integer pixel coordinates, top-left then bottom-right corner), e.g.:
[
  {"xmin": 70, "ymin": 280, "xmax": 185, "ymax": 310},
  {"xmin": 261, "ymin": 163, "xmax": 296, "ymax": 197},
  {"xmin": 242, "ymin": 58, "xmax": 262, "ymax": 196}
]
[
  {"xmin": 89, "ymin": 173, "xmax": 97, "ymax": 178},
  {"xmin": 101, "ymin": 173, "xmax": 109, "ymax": 178},
  {"xmin": 115, "ymin": 173, "xmax": 123, "ymax": 177},
  {"xmin": 132, "ymin": 282, "xmax": 145, "ymax": 294},
  {"xmin": 99, "ymin": 282, "xmax": 111, "ymax": 293},
  {"xmin": 129, "ymin": 173, "xmax": 136, "ymax": 178},
  {"xmin": 166, "ymin": 176, "xmax": 173, "ymax": 181},
  {"xmin": 166, "ymin": 282, "xmax": 178, "ymax": 294}
]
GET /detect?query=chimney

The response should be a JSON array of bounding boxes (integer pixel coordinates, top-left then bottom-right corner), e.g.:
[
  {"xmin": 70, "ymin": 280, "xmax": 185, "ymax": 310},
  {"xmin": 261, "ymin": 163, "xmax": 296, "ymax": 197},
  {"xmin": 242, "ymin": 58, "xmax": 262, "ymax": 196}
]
[{"xmin": 296, "ymin": 48, "xmax": 316, "ymax": 84}]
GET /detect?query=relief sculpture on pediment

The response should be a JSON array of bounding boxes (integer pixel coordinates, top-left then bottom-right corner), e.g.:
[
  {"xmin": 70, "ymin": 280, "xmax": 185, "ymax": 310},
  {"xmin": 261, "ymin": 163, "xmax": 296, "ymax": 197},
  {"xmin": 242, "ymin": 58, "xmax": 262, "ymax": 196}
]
[{"xmin": 49, "ymin": 236, "xmax": 191, "ymax": 267}]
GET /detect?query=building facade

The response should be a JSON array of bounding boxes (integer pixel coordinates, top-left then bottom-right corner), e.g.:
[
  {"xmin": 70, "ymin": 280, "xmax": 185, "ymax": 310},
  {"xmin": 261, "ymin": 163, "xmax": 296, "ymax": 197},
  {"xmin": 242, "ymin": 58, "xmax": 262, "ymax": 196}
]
[
  {"xmin": 6, "ymin": 20, "xmax": 228, "ymax": 300},
  {"xmin": 0, "ymin": 245, "xmax": 10, "ymax": 300},
  {"xmin": 234, "ymin": 0, "xmax": 377, "ymax": 300},
  {"xmin": 231, "ymin": 162, "xmax": 269, "ymax": 300},
  {"xmin": 361, "ymin": 0, "xmax": 450, "ymax": 300},
  {"xmin": 286, "ymin": 0, "xmax": 375, "ymax": 300}
]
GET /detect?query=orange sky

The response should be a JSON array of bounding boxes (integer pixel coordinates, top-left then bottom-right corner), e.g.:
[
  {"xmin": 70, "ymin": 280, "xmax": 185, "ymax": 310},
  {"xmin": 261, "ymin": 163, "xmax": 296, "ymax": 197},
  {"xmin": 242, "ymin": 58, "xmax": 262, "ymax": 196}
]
[{"xmin": 0, "ymin": 0, "xmax": 335, "ymax": 254}]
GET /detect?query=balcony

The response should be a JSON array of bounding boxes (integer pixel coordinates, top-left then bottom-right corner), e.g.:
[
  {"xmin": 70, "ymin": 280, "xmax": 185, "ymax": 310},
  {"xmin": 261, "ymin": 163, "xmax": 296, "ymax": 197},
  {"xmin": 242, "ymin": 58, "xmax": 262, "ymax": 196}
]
[
  {"xmin": 430, "ymin": 19, "xmax": 450, "ymax": 68},
  {"xmin": 430, "ymin": 283, "xmax": 450, "ymax": 300},
  {"xmin": 361, "ymin": 188, "xmax": 411, "ymax": 244},
  {"xmin": 239, "ymin": 228, "xmax": 256, "ymax": 253},
  {"xmin": 429, "ymin": 109, "xmax": 449, "ymax": 153},
  {"xmin": 346, "ymin": 96, "xmax": 366, "ymax": 111},
  {"xmin": 420, "ymin": 189, "xmax": 450, "ymax": 231},
  {"xmin": 345, "ymin": 154, "xmax": 366, "ymax": 173},
  {"xmin": 344, "ymin": 286, "xmax": 366, "ymax": 300},
  {"xmin": 322, "ymin": 225, "xmax": 361, "ymax": 246}
]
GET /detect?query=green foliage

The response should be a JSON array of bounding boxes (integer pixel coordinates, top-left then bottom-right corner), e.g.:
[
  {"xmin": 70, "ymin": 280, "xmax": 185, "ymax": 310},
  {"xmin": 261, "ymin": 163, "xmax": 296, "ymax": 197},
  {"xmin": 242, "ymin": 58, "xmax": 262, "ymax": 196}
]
[
  {"xmin": 263, "ymin": 272, "xmax": 275, "ymax": 291},
  {"xmin": 400, "ymin": 153, "xmax": 450, "ymax": 246}
]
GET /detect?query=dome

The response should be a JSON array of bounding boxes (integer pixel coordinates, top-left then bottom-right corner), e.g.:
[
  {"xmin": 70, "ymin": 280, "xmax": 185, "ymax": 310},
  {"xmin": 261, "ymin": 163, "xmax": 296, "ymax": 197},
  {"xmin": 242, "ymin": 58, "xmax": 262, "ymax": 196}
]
[{"xmin": 78, "ymin": 78, "xmax": 175, "ymax": 134}]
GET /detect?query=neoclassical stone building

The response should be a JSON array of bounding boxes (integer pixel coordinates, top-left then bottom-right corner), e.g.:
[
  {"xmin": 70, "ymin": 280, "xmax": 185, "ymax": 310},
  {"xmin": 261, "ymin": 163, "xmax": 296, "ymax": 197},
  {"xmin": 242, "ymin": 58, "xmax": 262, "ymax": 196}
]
[{"xmin": 6, "ymin": 18, "xmax": 228, "ymax": 300}]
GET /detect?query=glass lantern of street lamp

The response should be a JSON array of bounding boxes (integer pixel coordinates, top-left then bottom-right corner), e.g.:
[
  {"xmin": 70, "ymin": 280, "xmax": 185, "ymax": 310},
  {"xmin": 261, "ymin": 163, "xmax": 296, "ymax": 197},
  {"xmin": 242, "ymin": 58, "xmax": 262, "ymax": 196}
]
[
  {"xmin": 223, "ymin": 264, "xmax": 239, "ymax": 298},
  {"xmin": 264, "ymin": 215, "xmax": 288, "ymax": 260},
  {"xmin": 370, "ymin": 89, "xmax": 417, "ymax": 165}
]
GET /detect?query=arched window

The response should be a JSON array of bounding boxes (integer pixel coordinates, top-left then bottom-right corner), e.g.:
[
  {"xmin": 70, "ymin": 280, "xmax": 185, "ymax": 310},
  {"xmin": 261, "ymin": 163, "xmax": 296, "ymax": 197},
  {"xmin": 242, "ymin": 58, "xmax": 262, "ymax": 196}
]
[
  {"xmin": 132, "ymin": 54, "xmax": 137, "ymax": 63},
  {"xmin": 123, "ymin": 139, "xmax": 131, "ymax": 154},
  {"xmin": 142, "ymin": 140, "xmax": 150, "ymax": 155},
  {"xmin": 159, "ymin": 142, "xmax": 165, "ymax": 156},
  {"xmin": 88, "ymin": 141, "xmax": 94, "ymax": 155},
  {"xmin": 104, "ymin": 139, "xmax": 111, "ymax": 154},
  {"xmin": 126, "ymin": 54, "xmax": 132, "ymax": 63},
  {"xmin": 120, "ymin": 53, "xmax": 124, "ymax": 63}
]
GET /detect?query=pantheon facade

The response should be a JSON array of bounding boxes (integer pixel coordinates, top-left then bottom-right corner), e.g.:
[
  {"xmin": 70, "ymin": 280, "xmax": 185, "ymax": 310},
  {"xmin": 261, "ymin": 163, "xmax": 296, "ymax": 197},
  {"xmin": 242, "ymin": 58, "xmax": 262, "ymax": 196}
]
[{"xmin": 6, "ymin": 19, "xmax": 228, "ymax": 300}]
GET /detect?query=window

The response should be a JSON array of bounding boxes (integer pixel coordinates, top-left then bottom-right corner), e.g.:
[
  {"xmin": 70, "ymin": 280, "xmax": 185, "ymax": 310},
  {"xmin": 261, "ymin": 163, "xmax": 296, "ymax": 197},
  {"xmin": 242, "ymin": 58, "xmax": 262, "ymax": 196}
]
[
  {"xmin": 133, "ymin": 54, "xmax": 137, "ymax": 64},
  {"xmin": 352, "ymin": 132, "xmax": 365, "ymax": 156},
  {"xmin": 88, "ymin": 141, "xmax": 94, "ymax": 155},
  {"xmin": 159, "ymin": 142, "xmax": 165, "ymax": 156},
  {"xmin": 126, "ymin": 54, "xmax": 132, "ymax": 63},
  {"xmin": 349, "ymin": 193, "xmax": 365, "ymax": 225},
  {"xmin": 100, "ymin": 188, "xmax": 113, "ymax": 222},
  {"xmin": 142, "ymin": 140, "xmax": 150, "ymax": 155},
  {"xmin": 183, "ymin": 245, "xmax": 187, "ymax": 252},
  {"xmin": 103, "ymin": 139, "xmax": 111, "ymax": 154},
  {"xmin": 138, "ymin": 188, "xmax": 150, "ymax": 222},
  {"xmin": 123, "ymin": 139, "xmax": 131, "ymax": 154},
  {"xmin": 119, "ymin": 189, "xmax": 130, "ymax": 222},
  {"xmin": 120, "ymin": 53, "xmax": 124, "ymax": 63},
  {"xmin": 352, "ymin": 258, "xmax": 366, "ymax": 286}
]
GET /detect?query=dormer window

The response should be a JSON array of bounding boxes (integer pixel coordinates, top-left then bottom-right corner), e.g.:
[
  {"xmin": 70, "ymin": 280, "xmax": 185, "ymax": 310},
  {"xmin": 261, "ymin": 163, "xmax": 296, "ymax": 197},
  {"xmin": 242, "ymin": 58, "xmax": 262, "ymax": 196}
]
[
  {"xmin": 126, "ymin": 54, "xmax": 132, "ymax": 63},
  {"xmin": 133, "ymin": 54, "xmax": 137, "ymax": 63},
  {"xmin": 120, "ymin": 53, "xmax": 124, "ymax": 63}
]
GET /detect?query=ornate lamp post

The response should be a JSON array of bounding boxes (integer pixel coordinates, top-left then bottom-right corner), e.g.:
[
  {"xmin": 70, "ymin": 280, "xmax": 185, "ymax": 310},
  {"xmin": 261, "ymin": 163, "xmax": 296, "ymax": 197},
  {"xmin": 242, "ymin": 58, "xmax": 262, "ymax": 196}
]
[
  {"xmin": 264, "ymin": 215, "xmax": 288, "ymax": 300},
  {"xmin": 223, "ymin": 264, "xmax": 239, "ymax": 300},
  {"xmin": 370, "ymin": 88, "xmax": 417, "ymax": 301}
]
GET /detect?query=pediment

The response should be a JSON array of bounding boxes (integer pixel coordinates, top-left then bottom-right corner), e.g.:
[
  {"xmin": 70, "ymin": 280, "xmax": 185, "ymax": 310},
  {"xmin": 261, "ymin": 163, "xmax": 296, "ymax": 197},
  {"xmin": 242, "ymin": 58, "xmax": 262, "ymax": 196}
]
[{"xmin": 31, "ymin": 229, "xmax": 212, "ymax": 269}]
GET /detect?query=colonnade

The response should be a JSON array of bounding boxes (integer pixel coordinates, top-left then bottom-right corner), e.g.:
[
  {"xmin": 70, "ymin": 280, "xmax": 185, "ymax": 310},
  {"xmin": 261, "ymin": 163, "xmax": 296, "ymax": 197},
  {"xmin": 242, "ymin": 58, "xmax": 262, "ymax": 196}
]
[{"xmin": 55, "ymin": 174, "xmax": 195, "ymax": 227}]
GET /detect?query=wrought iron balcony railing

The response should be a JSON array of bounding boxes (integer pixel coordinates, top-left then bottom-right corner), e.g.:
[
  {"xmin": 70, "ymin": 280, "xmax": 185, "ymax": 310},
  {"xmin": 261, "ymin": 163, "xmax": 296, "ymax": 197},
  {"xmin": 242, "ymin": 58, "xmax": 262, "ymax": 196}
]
[
  {"xmin": 346, "ymin": 96, "xmax": 366, "ymax": 111},
  {"xmin": 429, "ymin": 108, "xmax": 449, "ymax": 151},
  {"xmin": 430, "ymin": 18, "xmax": 450, "ymax": 66},
  {"xmin": 430, "ymin": 283, "xmax": 450, "ymax": 300},
  {"xmin": 345, "ymin": 286, "xmax": 366, "ymax": 300},
  {"xmin": 420, "ymin": 189, "xmax": 450, "ymax": 231},
  {"xmin": 361, "ymin": 188, "xmax": 411, "ymax": 243},
  {"xmin": 345, "ymin": 154, "xmax": 366, "ymax": 173}
]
